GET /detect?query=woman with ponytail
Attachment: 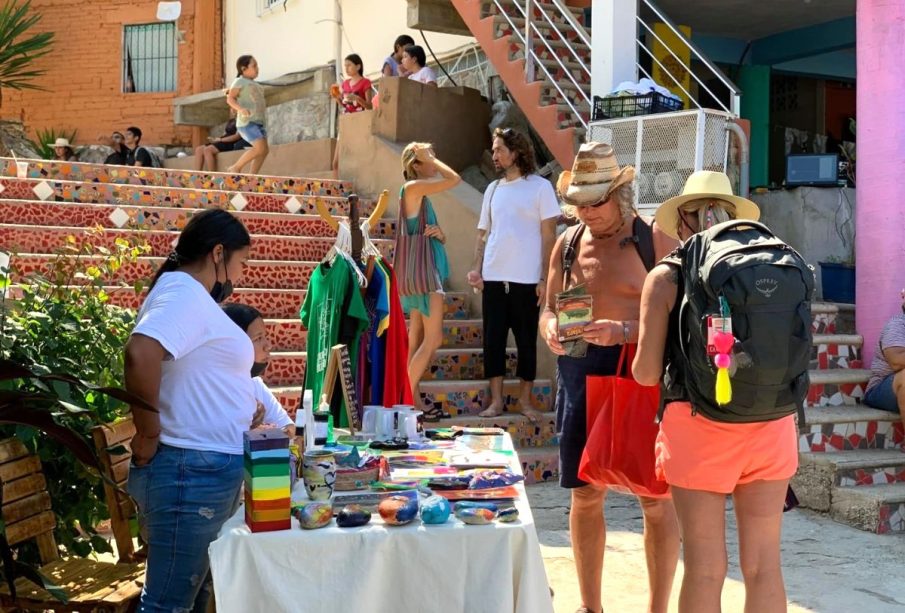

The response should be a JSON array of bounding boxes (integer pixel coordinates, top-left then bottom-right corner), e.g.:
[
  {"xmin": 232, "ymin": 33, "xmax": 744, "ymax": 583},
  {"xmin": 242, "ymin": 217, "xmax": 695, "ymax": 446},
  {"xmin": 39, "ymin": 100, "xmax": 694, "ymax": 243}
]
[
  {"xmin": 124, "ymin": 208, "xmax": 254, "ymax": 612},
  {"xmin": 226, "ymin": 55, "xmax": 269, "ymax": 174}
]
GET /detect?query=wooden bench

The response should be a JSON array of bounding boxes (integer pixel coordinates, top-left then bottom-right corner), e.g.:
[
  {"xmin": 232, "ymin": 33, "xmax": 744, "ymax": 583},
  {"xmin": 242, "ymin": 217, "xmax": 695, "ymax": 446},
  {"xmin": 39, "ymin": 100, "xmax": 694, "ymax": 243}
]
[
  {"xmin": 0, "ymin": 437, "xmax": 144, "ymax": 611},
  {"xmin": 90, "ymin": 418, "xmax": 140, "ymax": 564}
]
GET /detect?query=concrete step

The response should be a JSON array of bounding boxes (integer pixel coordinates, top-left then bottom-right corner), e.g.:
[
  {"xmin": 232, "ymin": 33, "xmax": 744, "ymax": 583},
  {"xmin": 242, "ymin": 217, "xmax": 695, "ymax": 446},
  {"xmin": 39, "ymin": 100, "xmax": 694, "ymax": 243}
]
[
  {"xmin": 0, "ymin": 223, "xmax": 395, "ymax": 262},
  {"xmin": 262, "ymin": 347, "xmax": 519, "ymax": 387},
  {"xmin": 271, "ymin": 377, "xmax": 554, "ymax": 417},
  {"xmin": 9, "ymin": 253, "xmax": 316, "ymax": 290},
  {"xmin": 0, "ymin": 177, "xmax": 374, "ymax": 216},
  {"xmin": 806, "ymin": 368, "xmax": 871, "ymax": 408},
  {"xmin": 0, "ymin": 158, "xmax": 353, "ymax": 196},
  {"xmin": 800, "ymin": 404, "xmax": 903, "ymax": 453},
  {"xmin": 519, "ymin": 446, "xmax": 560, "ymax": 485},
  {"xmin": 811, "ymin": 333, "xmax": 863, "ymax": 371},
  {"xmin": 795, "ymin": 449, "xmax": 905, "ymax": 512},
  {"xmin": 829, "ymin": 483, "xmax": 905, "ymax": 534},
  {"xmin": 445, "ymin": 411, "xmax": 558, "ymax": 448},
  {"xmin": 0, "ymin": 200, "xmax": 395, "ymax": 239},
  {"xmin": 812, "ymin": 301, "xmax": 856, "ymax": 335}
]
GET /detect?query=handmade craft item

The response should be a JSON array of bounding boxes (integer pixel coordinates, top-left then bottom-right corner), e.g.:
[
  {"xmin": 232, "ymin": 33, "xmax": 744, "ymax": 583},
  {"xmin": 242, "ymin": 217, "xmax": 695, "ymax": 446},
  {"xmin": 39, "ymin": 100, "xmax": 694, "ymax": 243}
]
[
  {"xmin": 292, "ymin": 502, "xmax": 333, "ymax": 529},
  {"xmin": 497, "ymin": 506, "xmax": 520, "ymax": 523},
  {"xmin": 337, "ymin": 504, "xmax": 372, "ymax": 528},
  {"xmin": 302, "ymin": 449, "xmax": 337, "ymax": 501},
  {"xmin": 420, "ymin": 495, "xmax": 452, "ymax": 525},
  {"xmin": 712, "ymin": 296, "xmax": 735, "ymax": 405},
  {"xmin": 244, "ymin": 430, "xmax": 291, "ymax": 532},
  {"xmin": 378, "ymin": 495, "xmax": 419, "ymax": 526}
]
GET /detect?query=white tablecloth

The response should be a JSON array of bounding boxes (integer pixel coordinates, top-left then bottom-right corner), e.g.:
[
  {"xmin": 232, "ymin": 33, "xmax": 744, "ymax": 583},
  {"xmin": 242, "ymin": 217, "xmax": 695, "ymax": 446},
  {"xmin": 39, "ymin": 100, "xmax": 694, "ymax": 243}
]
[{"xmin": 209, "ymin": 444, "xmax": 554, "ymax": 613}]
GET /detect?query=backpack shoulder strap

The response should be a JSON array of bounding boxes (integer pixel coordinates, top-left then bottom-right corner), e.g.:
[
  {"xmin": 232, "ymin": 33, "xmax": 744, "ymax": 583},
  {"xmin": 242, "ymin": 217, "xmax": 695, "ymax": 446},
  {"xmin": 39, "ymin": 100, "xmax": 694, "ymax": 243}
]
[
  {"xmin": 560, "ymin": 223, "xmax": 585, "ymax": 291},
  {"xmin": 631, "ymin": 216, "xmax": 656, "ymax": 272}
]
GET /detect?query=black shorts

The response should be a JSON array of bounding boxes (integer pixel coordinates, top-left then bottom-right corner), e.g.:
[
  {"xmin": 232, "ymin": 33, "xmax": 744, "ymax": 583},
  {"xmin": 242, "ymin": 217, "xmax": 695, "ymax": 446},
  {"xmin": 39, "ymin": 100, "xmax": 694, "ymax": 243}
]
[
  {"xmin": 214, "ymin": 139, "xmax": 251, "ymax": 153},
  {"xmin": 555, "ymin": 344, "xmax": 622, "ymax": 488}
]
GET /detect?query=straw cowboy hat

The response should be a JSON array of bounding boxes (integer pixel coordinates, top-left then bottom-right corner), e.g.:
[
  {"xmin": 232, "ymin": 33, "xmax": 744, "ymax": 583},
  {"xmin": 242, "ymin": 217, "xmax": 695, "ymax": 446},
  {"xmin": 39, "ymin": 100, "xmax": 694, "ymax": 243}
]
[
  {"xmin": 52, "ymin": 137, "xmax": 74, "ymax": 148},
  {"xmin": 655, "ymin": 170, "xmax": 761, "ymax": 239},
  {"xmin": 556, "ymin": 142, "xmax": 635, "ymax": 207}
]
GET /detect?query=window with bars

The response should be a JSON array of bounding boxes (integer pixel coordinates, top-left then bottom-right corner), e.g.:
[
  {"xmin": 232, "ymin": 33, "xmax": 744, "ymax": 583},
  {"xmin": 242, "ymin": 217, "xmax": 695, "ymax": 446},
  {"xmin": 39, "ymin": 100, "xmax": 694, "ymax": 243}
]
[{"xmin": 122, "ymin": 23, "xmax": 177, "ymax": 93}]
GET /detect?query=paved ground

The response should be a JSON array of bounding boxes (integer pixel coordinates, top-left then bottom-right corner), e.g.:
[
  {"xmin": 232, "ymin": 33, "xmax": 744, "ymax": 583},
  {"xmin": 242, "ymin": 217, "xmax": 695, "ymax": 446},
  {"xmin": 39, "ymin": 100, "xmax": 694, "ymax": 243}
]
[{"xmin": 527, "ymin": 482, "xmax": 905, "ymax": 613}]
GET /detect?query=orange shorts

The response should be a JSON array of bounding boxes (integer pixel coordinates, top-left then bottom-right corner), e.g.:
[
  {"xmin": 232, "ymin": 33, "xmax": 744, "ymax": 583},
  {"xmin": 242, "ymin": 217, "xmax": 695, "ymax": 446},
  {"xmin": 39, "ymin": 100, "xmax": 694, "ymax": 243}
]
[{"xmin": 656, "ymin": 402, "xmax": 798, "ymax": 494}]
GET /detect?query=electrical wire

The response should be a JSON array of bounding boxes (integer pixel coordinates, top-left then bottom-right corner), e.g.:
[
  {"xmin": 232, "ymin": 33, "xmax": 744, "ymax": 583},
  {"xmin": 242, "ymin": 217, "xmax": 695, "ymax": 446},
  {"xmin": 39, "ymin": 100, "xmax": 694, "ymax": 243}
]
[{"xmin": 420, "ymin": 29, "xmax": 458, "ymax": 86}]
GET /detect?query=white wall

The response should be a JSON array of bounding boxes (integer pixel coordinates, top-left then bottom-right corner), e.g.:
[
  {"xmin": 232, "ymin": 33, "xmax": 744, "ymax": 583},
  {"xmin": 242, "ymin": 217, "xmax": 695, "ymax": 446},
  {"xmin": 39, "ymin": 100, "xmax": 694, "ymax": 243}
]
[{"xmin": 224, "ymin": 0, "xmax": 475, "ymax": 83}]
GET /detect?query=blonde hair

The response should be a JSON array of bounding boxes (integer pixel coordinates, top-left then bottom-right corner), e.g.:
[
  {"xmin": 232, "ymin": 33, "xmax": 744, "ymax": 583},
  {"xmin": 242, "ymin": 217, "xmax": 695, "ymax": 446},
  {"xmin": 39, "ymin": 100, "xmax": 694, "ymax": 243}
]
[
  {"xmin": 676, "ymin": 198, "xmax": 737, "ymax": 236},
  {"xmin": 401, "ymin": 142, "xmax": 432, "ymax": 180},
  {"xmin": 561, "ymin": 182, "xmax": 636, "ymax": 220}
]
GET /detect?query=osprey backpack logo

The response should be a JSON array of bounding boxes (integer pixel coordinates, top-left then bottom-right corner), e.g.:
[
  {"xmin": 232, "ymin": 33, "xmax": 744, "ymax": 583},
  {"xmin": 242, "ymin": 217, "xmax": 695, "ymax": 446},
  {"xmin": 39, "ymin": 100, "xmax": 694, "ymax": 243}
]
[{"xmin": 755, "ymin": 277, "xmax": 780, "ymax": 298}]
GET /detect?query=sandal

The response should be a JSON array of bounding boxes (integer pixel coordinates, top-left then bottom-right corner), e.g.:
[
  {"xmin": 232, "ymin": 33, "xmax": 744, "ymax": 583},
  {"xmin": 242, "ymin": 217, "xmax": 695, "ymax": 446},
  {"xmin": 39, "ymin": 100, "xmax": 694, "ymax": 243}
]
[{"xmin": 422, "ymin": 402, "xmax": 449, "ymax": 422}]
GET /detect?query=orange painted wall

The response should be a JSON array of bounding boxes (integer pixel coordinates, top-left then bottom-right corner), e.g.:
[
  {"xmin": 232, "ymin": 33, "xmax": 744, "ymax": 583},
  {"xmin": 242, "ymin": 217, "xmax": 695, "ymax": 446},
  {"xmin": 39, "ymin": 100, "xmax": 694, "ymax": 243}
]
[{"xmin": 3, "ymin": 0, "xmax": 223, "ymax": 148}]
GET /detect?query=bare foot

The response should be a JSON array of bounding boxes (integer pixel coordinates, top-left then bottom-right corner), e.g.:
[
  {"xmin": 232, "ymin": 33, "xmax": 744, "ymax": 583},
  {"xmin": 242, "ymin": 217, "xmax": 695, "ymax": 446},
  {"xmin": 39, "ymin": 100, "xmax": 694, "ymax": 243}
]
[
  {"xmin": 226, "ymin": 165, "xmax": 240, "ymax": 174},
  {"xmin": 478, "ymin": 403, "xmax": 504, "ymax": 418},
  {"xmin": 520, "ymin": 404, "xmax": 544, "ymax": 424}
]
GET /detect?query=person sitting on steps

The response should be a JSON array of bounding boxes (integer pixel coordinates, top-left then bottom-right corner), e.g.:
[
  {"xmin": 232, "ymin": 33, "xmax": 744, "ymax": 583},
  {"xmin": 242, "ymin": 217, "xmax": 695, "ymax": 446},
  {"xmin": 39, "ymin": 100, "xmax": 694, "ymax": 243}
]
[
  {"xmin": 194, "ymin": 110, "xmax": 250, "ymax": 171},
  {"xmin": 863, "ymin": 289, "xmax": 905, "ymax": 451}
]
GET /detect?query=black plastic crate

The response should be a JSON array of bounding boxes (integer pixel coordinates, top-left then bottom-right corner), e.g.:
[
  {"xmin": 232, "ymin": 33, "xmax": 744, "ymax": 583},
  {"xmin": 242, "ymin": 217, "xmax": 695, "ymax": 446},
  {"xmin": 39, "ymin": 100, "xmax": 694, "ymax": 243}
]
[{"xmin": 592, "ymin": 92, "xmax": 684, "ymax": 120}]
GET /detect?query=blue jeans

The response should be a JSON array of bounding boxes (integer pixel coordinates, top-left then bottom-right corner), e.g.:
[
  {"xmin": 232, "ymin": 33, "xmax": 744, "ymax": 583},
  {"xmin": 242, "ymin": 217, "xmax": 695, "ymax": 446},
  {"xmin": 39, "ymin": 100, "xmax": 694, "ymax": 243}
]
[
  {"xmin": 864, "ymin": 373, "xmax": 902, "ymax": 413},
  {"xmin": 237, "ymin": 122, "xmax": 266, "ymax": 143},
  {"xmin": 127, "ymin": 444, "xmax": 243, "ymax": 613}
]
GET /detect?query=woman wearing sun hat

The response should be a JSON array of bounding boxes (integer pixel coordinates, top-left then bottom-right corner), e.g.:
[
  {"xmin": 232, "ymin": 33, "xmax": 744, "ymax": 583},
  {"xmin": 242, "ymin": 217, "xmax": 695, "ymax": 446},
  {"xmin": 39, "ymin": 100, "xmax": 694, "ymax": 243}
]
[
  {"xmin": 540, "ymin": 142, "xmax": 679, "ymax": 613},
  {"xmin": 52, "ymin": 137, "xmax": 77, "ymax": 162},
  {"xmin": 633, "ymin": 170, "xmax": 796, "ymax": 613}
]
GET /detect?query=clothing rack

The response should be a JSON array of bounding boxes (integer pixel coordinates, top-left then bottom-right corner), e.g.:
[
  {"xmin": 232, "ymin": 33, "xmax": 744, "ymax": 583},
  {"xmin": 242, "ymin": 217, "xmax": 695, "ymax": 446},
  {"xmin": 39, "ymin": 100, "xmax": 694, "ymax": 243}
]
[{"xmin": 347, "ymin": 193, "xmax": 363, "ymax": 263}]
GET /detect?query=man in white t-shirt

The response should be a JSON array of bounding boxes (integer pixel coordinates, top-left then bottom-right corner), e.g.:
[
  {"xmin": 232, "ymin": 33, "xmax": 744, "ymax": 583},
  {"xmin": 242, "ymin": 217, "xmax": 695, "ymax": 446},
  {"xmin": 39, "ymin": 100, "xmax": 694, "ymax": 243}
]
[{"xmin": 467, "ymin": 128, "xmax": 561, "ymax": 421}]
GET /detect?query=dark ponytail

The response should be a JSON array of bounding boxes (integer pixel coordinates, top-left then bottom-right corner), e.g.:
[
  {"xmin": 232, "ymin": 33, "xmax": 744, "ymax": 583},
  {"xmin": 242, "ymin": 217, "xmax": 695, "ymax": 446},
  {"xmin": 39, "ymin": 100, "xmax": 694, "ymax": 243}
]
[
  {"xmin": 150, "ymin": 209, "xmax": 251, "ymax": 290},
  {"xmin": 222, "ymin": 303, "xmax": 263, "ymax": 332},
  {"xmin": 236, "ymin": 55, "xmax": 254, "ymax": 78}
]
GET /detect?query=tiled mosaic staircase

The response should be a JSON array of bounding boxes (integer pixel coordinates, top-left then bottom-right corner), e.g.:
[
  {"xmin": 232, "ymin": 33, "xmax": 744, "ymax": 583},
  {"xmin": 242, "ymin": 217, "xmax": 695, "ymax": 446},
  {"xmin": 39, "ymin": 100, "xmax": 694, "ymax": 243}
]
[
  {"xmin": 798, "ymin": 302, "xmax": 905, "ymax": 534},
  {"xmin": 0, "ymin": 158, "xmax": 559, "ymax": 484}
]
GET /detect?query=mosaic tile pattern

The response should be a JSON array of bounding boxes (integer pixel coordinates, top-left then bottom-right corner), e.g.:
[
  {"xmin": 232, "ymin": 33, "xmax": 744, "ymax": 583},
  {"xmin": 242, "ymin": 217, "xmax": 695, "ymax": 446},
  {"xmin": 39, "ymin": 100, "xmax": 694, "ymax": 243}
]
[
  {"xmin": 426, "ymin": 349, "xmax": 518, "ymax": 380},
  {"xmin": 798, "ymin": 419, "xmax": 905, "ymax": 453},
  {"xmin": 440, "ymin": 320, "xmax": 483, "ymax": 349},
  {"xmin": 9, "ymin": 255, "xmax": 316, "ymax": 290},
  {"xmin": 265, "ymin": 319, "xmax": 307, "ymax": 352},
  {"xmin": 263, "ymin": 353, "xmax": 306, "ymax": 388},
  {"xmin": 876, "ymin": 502, "xmax": 905, "ymax": 534},
  {"xmin": 0, "ymin": 177, "xmax": 374, "ymax": 216},
  {"xmin": 805, "ymin": 380, "xmax": 865, "ymax": 408},
  {"xmin": 812, "ymin": 312, "xmax": 838, "ymax": 335},
  {"xmin": 0, "ymin": 200, "xmax": 396, "ymax": 239},
  {"xmin": 420, "ymin": 380, "xmax": 553, "ymax": 417},
  {"xmin": 1, "ymin": 159, "xmax": 353, "ymax": 196},
  {"xmin": 520, "ymin": 450, "xmax": 560, "ymax": 485},
  {"xmin": 838, "ymin": 463, "xmax": 905, "ymax": 487},
  {"xmin": 810, "ymin": 340, "xmax": 863, "ymax": 371},
  {"xmin": 0, "ymin": 225, "xmax": 394, "ymax": 262},
  {"xmin": 451, "ymin": 413, "xmax": 559, "ymax": 448}
]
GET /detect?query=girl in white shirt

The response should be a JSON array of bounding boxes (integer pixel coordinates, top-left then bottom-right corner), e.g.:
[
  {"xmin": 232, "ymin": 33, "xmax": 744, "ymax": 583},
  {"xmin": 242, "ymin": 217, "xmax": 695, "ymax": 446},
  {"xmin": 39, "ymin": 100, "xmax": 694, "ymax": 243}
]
[
  {"xmin": 401, "ymin": 44, "xmax": 438, "ymax": 86},
  {"xmin": 124, "ymin": 208, "xmax": 254, "ymax": 613}
]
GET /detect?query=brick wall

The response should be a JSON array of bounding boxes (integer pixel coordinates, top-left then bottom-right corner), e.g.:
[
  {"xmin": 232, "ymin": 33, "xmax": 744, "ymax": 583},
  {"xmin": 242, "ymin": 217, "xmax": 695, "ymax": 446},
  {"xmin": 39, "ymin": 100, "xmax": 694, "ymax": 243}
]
[{"xmin": 3, "ymin": 0, "xmax": 223, "ymax": 148}]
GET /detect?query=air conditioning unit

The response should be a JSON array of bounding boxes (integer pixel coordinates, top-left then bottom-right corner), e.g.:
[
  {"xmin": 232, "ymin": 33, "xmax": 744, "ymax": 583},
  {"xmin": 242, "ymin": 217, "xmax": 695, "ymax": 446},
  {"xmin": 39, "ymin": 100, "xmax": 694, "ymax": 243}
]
[{"xmin": 588, "ymin": 109, "xmax": 739, "ymax": 215}]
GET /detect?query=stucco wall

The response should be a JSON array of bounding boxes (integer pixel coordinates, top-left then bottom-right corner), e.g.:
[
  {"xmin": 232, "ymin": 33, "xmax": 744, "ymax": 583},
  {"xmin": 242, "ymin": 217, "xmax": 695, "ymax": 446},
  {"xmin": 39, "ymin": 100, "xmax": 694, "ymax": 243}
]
[
  {"xmin": 224, "ymin": 0, "xmax": 474, "ymax": 83},
  {"xmin": 164, "ymin": 138, "xmax": 335, "ymax": 175},
  {"xmin": 753, "ymin": 187, "xmax": 855, "ymax": 299}
]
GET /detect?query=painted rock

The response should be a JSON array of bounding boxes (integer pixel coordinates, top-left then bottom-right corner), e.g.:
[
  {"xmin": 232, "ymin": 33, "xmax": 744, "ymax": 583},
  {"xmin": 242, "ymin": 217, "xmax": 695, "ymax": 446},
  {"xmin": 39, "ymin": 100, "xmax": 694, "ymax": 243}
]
[
  {"xmin": 420, "ymin": 495, "xmax": 451, "ymax": 525},
  {"xmin": 497, "ymin": 505, "xmax": 520, "ymax": 523},
  {"xmin": 292, "ymin": 502, "xmax": 333, "ymax": 530},
  {"xmin": 378, "ymin": 495, "xmax": 419, "ymax": 526},
  {"xmin": 455, "ymin": 506, "xmax": 498, "ymax": 525},
  {"xmin": 453, "ymin": 501, "xmax": 499, "ymax": 513},
  {"xmin": 337, "ymin": 504, "xmax": 372, "ymax": 528}
]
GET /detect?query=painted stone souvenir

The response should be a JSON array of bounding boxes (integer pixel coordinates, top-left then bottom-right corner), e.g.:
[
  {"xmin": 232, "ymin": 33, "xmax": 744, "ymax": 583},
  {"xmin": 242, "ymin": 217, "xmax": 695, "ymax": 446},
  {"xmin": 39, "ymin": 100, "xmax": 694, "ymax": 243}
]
[
  {"xmin": 302, "ymin": 449, "xmax": 336, "ymax": 501},
  {"xmin": 292, "ymin": 502, "xmax": 333, "ymax": 529},
  {"xmin": 454, "ymin": 501, "xmax": 499, "ymax": 525},
  {"xmin": 337, "ymin": 504, "xmax": 372, "ymax": 528},
  {"xmin": 420, "ymin": 495, "xmax": 451, "ymax": 525},
  {"xmin": 497, "ymin": 506, "xmax": 520, "ymax": 523},
  {"xmin": 378, "ymin": 495, "xmax": 419, "ymax": 526}
]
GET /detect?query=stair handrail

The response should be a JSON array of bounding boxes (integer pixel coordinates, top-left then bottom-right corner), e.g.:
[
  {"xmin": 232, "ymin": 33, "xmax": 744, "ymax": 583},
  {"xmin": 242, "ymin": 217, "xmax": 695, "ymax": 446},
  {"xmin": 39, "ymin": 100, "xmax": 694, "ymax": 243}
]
[
  {"xmin": 495, "ymin": 0, "xmax": 590, "ymax": 130},
  {"xmin": 533, "ymin": 1, "xmax": 591, "ymax": 80},
  {"xmin": 639, "ymin": 0, "xmax": 741, "ymax": 116}
]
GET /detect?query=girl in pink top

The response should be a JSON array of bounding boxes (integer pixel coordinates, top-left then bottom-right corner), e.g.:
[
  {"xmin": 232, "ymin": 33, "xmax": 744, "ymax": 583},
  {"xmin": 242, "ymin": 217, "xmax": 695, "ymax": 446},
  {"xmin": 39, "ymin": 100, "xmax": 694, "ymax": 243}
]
[{"xmin": 332, "ymin": 54, "xmax": 373, "ymax": 113}]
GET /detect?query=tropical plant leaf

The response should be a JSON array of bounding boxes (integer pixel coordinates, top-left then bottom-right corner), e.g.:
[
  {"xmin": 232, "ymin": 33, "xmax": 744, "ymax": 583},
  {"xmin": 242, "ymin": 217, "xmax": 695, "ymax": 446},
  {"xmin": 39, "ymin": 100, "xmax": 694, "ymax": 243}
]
[
  {"xmin": 10, "ymin": 560, "xmax": 69, "ymax": 603},
  {"xmin": 0, "ymin": 0, "xmax": 55, "ymax": 106},
  {"xmin": 0, "ymin": 405, "xmax": 102, "ymax": 473}
]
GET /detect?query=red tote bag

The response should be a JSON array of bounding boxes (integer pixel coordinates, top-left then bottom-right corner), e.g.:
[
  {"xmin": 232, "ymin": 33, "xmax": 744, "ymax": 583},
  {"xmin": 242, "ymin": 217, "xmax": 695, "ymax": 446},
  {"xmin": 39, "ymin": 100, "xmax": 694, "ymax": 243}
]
[{"xmin": 577, "ymin": 344, "xmax": 669, "ymax": 498}]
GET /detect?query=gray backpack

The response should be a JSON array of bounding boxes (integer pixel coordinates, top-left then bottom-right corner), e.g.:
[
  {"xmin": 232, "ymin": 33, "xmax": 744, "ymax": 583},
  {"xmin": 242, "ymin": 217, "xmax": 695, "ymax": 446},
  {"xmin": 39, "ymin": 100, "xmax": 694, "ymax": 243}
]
[{"xmin": 675, "ymin": 219, "xmax": 814, "ymax": 422}]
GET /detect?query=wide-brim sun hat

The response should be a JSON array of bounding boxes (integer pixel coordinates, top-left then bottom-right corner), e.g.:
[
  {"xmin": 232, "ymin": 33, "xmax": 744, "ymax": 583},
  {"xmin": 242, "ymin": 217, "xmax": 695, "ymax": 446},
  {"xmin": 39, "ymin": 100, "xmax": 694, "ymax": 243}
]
[
  {"xmin": 556, "ymin": 142, "xmax": 635, "ymax": 207},
  {"xmin": 655, "ymin": 170, "xmax": 760, "ymax": 239},
  {"xmin": 53, "ymin": 137, "xmax": 74, "ymax": 148}
]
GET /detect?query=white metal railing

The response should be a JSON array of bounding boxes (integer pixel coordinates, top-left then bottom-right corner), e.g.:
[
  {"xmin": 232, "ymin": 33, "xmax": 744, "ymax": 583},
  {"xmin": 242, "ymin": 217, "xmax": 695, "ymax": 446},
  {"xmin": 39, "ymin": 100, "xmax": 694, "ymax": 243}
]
[
  {"xmin": 638, "ymin": 0, "xmax": 741, "ymax": 116},
  {"xmin": 492, "ymin": 0, "xmax": 592, "ymax": 130}
]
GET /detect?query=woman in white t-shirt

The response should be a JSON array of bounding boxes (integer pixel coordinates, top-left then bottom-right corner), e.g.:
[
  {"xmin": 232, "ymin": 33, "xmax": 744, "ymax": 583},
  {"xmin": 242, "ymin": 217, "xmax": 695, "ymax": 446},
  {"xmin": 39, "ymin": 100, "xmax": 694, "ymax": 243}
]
[
  {"xmin": 401, "ymin": 44, "xmax": 438, "ymax": 86},
  {"xmin": 124, "ymin": 208, "xmax": 254, "ymax": 613}
]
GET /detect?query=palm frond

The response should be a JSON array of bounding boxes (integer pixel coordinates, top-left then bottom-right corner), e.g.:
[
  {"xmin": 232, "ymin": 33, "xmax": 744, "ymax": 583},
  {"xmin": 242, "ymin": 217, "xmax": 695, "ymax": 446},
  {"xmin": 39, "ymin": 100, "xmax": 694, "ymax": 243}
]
[{"xmin": 0, "ymin": 0, "xmax": 55, "ymax": 103}]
